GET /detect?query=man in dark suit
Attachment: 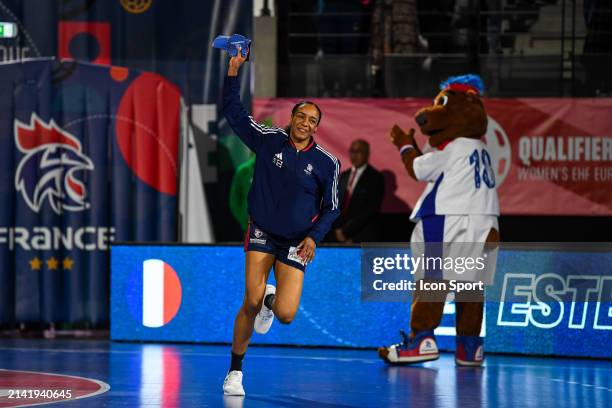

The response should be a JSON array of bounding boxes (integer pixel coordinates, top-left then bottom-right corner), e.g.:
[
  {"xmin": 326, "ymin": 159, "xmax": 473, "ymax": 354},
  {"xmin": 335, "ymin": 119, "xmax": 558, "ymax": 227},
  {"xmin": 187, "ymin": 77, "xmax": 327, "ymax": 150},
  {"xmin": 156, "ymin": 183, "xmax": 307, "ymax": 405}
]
[{"xmin": 328, "ymin": 139, "xmax": 385, "ymax": 243}]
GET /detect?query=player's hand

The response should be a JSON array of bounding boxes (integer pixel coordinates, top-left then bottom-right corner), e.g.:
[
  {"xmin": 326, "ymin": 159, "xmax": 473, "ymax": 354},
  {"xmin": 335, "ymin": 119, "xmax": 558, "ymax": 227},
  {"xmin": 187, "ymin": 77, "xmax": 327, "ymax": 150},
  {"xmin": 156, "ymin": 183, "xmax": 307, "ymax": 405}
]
[
  {"xmin": 297, "ymin": 237, "xmax": 316, "ymax": 264},
  {"xmin": 389, "ymin": 125, "xmax": 415, "ymax": 149},
  {"xmin": 335, "ymin": 228, "xmax": 347, "ymax": 243},
  {"xmin": 228, "ymin": 45, "xmax": 248, "ymax": 76}
]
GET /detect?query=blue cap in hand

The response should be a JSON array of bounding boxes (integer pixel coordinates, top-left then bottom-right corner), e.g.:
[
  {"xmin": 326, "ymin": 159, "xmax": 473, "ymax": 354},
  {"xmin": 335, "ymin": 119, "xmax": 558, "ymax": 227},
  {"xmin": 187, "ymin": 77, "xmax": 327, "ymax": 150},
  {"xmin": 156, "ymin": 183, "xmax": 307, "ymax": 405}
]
[{"xmin": 212, "ymin": 34, "xmax": 251, "ymax": 57}]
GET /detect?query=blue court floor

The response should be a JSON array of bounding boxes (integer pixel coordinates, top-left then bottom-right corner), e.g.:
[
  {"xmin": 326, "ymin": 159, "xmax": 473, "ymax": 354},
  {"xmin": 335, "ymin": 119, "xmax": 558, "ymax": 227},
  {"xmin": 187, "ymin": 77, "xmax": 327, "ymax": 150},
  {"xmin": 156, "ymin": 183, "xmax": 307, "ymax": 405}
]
[{"xmin": 0, "ymin": 339, "xmax": 610, "ymax": 407}]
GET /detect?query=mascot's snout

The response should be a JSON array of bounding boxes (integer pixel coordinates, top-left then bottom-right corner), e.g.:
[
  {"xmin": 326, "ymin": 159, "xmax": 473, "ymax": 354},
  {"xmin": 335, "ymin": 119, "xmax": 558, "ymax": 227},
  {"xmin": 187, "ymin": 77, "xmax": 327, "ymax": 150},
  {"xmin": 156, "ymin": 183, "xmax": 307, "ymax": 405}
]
[{"xmin": 415, "ymin": 113, "xmax": 427, "ymax": 126}]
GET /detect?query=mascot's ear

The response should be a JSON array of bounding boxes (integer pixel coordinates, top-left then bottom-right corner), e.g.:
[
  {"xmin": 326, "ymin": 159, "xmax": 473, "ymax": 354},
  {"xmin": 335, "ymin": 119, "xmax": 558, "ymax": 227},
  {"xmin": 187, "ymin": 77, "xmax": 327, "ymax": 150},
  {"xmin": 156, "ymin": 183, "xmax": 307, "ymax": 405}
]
[{"xmin": 465, "ymin": 89, "xmax": 480, "ymax": 103}]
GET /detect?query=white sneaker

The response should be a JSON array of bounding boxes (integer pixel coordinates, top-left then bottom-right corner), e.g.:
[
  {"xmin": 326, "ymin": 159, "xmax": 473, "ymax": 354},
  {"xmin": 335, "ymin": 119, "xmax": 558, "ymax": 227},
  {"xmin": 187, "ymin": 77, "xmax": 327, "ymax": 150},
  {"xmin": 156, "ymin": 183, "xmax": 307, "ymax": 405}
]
[
  {"xmin": 223, "ymin": 370, "xmax": 245, "ymax": 396},
  {"xmin": 254, "ymin": 284, "xmax": 275, "ymax": 334}
]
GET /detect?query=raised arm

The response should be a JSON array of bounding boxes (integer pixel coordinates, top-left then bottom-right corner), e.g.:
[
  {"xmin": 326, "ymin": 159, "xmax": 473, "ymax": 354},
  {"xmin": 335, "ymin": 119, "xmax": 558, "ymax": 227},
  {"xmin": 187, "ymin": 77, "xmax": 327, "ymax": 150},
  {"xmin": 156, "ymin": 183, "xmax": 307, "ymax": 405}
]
[
  {"xmin": 389, "ymin": 125, "xmax": 422, "ymax": 180},
  {"xmin": 223, "ymin": 46, "xmax": 282, "ymax": 152}
]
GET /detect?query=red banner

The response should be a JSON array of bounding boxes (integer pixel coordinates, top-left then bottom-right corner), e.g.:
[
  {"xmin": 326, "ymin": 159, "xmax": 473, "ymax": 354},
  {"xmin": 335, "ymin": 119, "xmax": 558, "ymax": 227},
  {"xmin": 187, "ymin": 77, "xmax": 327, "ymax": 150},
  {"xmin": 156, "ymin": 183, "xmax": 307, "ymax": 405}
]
[{"xmin": 253, "ymin": 98, "xmax": 612, "ymax": 215}]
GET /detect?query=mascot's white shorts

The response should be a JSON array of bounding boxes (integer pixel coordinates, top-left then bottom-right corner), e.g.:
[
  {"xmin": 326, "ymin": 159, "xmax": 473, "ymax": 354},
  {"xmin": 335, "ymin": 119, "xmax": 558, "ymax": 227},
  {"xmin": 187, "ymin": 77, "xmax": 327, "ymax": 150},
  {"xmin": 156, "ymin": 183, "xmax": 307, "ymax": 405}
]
[{"xmin": 410, "ymin": 215, "xmax": 499, "ymax": 284}]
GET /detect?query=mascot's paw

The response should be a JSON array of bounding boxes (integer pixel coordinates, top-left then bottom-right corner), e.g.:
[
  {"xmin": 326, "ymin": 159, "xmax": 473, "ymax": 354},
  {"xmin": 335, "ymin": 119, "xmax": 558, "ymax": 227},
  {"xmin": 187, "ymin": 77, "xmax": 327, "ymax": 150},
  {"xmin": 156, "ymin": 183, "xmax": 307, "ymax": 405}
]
[
  {"xmin": 378, "ymin": 330, "xmax": 439, "ymax": 365},
  {"xmin": 389, "ymin": 125, "xmax": 415, "ymax": 149},
  {"xmin": 455, "ymin": 336, "xmax": 484, "ymax": 367}
]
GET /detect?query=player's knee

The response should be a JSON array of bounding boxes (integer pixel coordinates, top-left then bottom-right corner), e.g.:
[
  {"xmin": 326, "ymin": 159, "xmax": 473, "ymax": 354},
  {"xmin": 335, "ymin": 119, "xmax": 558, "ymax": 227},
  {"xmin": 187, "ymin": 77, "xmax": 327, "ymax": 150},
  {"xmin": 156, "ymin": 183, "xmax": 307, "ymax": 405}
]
[
  {"xmin": 275, "ymin": 308, "xmax": 296, "ymax": 324},
  {"xmin": 276, "ymin": 314, "xmax": 294, "ymax": 325},
  {"xmin": 242, "ymin": 297, "xmax": 261, "ymax": 318}
]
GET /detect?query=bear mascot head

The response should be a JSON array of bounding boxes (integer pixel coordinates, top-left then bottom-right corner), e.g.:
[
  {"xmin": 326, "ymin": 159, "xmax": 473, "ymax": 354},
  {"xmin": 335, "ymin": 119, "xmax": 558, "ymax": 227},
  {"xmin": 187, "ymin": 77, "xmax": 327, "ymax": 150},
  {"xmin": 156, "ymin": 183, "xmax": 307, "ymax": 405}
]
[{"xmin": 414, "ymin": 74, "xmax": 487, "ymax": 148}]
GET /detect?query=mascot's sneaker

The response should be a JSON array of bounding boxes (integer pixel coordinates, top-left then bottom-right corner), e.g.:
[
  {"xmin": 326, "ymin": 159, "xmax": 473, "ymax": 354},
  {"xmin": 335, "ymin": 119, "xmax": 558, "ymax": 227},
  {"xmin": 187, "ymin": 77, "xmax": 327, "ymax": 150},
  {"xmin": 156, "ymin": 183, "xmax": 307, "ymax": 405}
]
[
  {"xmin": 223, "ymin": 370, "xmax": 245, "ymax": 396},
  {"xmin": 455, "ymin": 336, "xmax": 484, "ymax": 367},
  {"xmin": 254, "ymin": 284, "xmax": 275, "ymax": 334},
  {"xmin": 378, "ymin": 330, "xmax": 439, "ymax": 364}
]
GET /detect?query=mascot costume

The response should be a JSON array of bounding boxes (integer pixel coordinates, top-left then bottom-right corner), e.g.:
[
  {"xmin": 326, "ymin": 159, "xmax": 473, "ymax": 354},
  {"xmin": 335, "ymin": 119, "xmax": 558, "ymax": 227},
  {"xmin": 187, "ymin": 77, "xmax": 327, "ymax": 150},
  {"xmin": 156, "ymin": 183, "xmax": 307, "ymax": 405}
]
[{"xmin": 378, "ymin": 75, "xmax": 500, "ymax": 367}]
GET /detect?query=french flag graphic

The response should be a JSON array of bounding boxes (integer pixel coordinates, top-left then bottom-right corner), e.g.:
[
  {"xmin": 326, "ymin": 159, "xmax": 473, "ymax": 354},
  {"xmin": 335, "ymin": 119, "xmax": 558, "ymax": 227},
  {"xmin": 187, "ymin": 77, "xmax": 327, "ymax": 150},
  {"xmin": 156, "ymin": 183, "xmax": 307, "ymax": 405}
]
[{"xmin": 142, "ymin": 259, "xmax": 182, "ymax": 328}]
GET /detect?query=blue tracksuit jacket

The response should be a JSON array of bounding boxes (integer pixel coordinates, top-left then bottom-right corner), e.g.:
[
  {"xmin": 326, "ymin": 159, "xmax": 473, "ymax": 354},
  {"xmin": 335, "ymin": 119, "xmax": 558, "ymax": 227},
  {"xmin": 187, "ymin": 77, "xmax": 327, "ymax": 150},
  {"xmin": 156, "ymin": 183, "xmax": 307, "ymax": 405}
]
[{"xmin": 222, "ymin": 75, "xmax": 340, "ymax": 243}]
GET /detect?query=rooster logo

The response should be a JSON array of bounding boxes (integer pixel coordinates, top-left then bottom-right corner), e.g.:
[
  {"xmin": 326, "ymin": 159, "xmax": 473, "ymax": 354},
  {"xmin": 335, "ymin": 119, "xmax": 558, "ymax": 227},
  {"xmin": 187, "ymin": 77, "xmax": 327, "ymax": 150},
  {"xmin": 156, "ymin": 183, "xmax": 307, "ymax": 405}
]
[{"xmin": 14, "ymin": 113, "xmax": 94, "ymax": 215}]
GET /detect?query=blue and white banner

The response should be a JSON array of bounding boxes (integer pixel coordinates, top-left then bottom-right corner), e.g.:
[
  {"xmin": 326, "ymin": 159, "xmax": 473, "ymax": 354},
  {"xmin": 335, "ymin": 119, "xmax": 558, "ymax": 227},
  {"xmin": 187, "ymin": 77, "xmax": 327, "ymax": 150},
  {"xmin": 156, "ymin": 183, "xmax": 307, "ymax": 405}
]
[
  {"xmin": 0, "ymin": 59, "xmax": 180, "ymax": 326},
  {"xmin": 486, "ymin": 246, "xmax": 612, "ymax": 356},
  {"xmin": 110, "ymin": 244, "xmax": 612, "ymax": 358}
]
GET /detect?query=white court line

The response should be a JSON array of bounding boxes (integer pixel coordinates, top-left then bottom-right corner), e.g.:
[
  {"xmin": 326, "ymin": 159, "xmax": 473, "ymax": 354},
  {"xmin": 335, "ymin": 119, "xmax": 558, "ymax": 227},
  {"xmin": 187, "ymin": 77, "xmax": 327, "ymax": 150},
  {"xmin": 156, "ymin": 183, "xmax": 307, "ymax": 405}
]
[
  {"xmin": 0, "ymin": 347, "xmax": 379, "ymax": 364},
  {"xmin": 486, "ymin": 362, "xmax": 612, "ymax": 371},
  {"xmin": 0, "ymin": 368, "xmax": 110, "ymax": 407},
  {"xmin": 537, "ymin": 376, "xmax": 612, "ymax": 392},
  {"xmin": 298, "ymin": 305, "xmax": 357, "ymax": 347}
]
